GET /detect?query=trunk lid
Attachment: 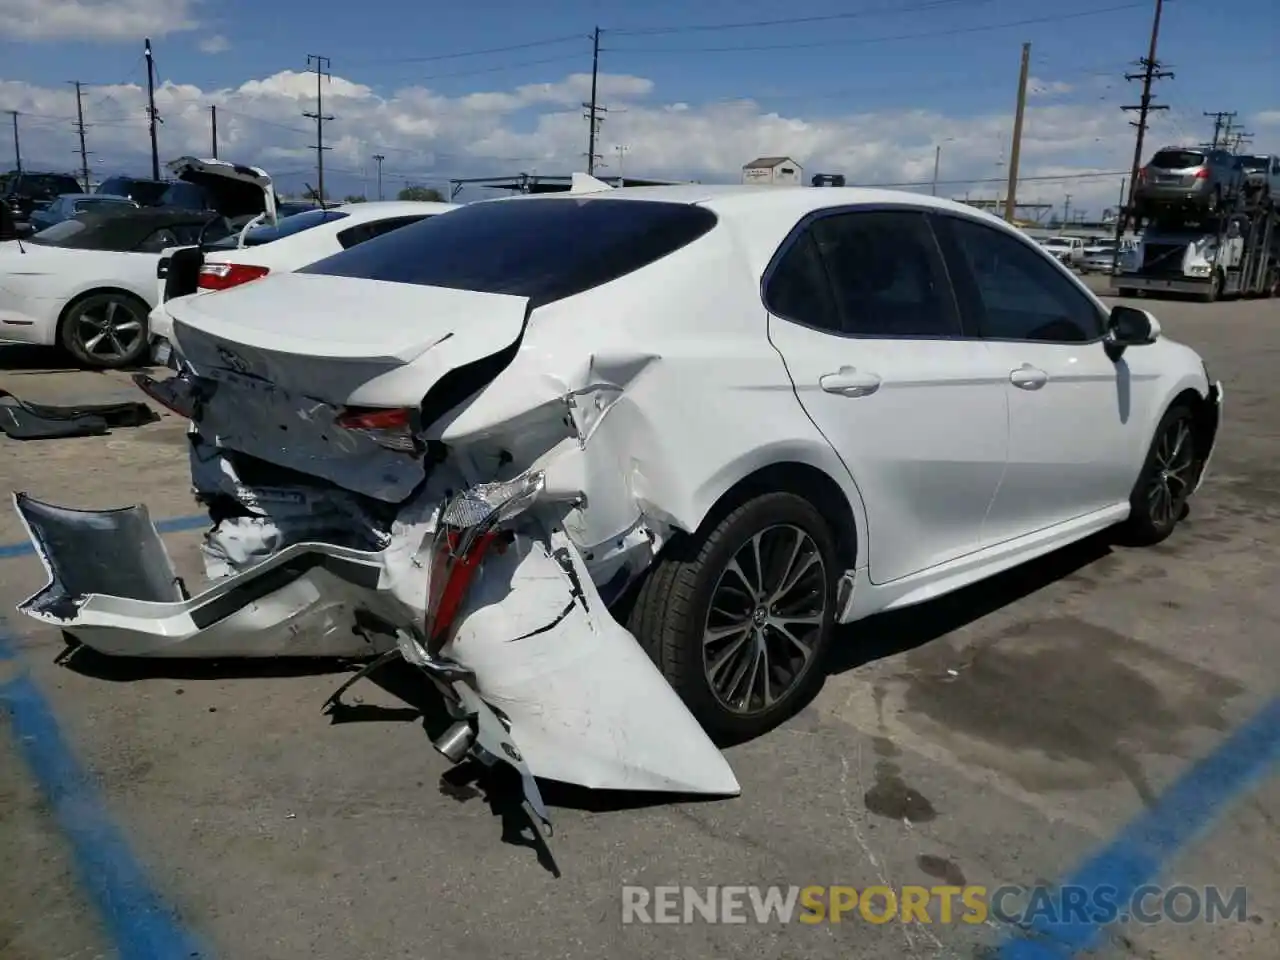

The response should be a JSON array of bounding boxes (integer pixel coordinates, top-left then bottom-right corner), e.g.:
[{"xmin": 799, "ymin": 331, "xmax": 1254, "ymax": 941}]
[
  {"xmin": 167, "ymin": 272, "xmax": 529, "ymax": 406},
  {"xmin": 166, "ymin": 157, "xmax": 277, "ymax": 225}
]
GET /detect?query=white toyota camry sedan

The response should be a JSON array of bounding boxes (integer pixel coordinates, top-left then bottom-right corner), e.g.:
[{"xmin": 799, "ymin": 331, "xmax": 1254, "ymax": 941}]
[{"xmin": 13, "ymin": 182, "xmax": 1222, "ymax": 819}]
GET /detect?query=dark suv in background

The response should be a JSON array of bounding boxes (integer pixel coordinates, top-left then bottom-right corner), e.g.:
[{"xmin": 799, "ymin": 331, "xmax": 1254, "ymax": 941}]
[
  {"xmin": 1133, "ymin": 146, "xmax": 1244, "ymax": 218},
  {"xmin": 96, "ymin": 175, "xmax": 172, "ymax": 207},
  {"xmin": 1, "ymin": 170, "xmax": 84, "ymax": 233}
]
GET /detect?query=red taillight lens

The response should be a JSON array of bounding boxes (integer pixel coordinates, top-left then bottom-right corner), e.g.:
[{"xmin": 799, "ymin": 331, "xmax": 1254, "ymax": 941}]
[
  {"xmin": 1193, "ymin": 167, "xmax": 1210, "ymax": 179},
  {"xmin": 334, "ymin": 406, "xmax": 418, "ymax": 452},
  {"xmin": 1137, "ymin": 166, "xmax": 1148, "ymax": 183},
  {"xmin": 197, "ymin": 262, "xmax": 270, "ymax": 291},
  {"xmin": 426, "ymin": 530, "xmax": 498, "ymax": 646}
]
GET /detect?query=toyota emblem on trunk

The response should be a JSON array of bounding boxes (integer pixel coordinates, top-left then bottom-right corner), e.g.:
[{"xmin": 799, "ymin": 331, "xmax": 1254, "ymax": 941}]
[{"xmin": 216, "ymin": 346, "xmax": 252, "ymax": 374}]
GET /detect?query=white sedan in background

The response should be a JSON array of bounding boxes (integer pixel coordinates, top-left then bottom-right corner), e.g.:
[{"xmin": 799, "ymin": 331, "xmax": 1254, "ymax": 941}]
[
  {"xmin": 149, "ymin": 200, "xmax": 456, "ymax": 351},
  {"xmin": 0, "ymin": 156, "xmax": 276, "ymax": 368},
  {"xmin": 14, "ymin": 182, "xmax": 1222, "ymax": 829}
]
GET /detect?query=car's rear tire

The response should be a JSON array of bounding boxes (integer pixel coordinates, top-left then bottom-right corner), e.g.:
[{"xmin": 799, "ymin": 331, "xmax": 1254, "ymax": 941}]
[
  {"xmin": 1119, "ymin": 403, "xmax": 1199, "ymax": 547},
  {"xmin": 627, "ymin": 491, "xmax": 838, "ymax": 743},
  {"xmin": 59, "ymin": 291, "xmax": 151, "ymax": 369}
]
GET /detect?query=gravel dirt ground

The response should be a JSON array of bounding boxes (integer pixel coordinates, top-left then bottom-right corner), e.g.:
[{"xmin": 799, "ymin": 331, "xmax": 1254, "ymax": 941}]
[{"xmin": 1, "ymin": 282, "xmax": 1277, "ymax": 960}]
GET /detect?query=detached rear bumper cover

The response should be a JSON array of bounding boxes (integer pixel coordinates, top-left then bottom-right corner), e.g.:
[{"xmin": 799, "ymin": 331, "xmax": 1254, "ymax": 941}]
[{"xmin": 12, "ymin": 486, "xmax": 740, "ymax": 798}]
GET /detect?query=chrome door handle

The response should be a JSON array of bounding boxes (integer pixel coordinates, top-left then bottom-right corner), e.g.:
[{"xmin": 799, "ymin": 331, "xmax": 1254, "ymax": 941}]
[
  {"xmin": 1009, "ymin": 364, "xmax": 1049, "ymax": 390},
  {"xmin": 819, "ymin": 367, "xmax": 882, "ymax": 397}
]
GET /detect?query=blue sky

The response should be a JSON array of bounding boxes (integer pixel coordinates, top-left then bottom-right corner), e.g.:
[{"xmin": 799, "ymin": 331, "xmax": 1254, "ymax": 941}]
[{"xmin": 1, "ymin": 0, "xmax": 1276, "ymax": 211}]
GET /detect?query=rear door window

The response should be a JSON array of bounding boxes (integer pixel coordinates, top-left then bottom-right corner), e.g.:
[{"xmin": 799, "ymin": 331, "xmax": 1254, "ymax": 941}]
[{"xmin": 301, "ymin": 198, "xmax": 718, "ymax": 306}]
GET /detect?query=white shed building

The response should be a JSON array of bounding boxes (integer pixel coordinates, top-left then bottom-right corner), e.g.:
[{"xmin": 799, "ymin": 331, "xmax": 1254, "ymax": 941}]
[{"xmin": 741, "ymin": 156, "xmax": 803, "ymax": 186}]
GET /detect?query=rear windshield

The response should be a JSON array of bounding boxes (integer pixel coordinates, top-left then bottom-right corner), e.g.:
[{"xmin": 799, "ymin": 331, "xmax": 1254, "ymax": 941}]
[
  {"xmin": 1150, "ymin": 150, "xmax": 1205, "ymax": 169},
  {"xmin": 300, "ymin": 197, "xmax": 719, "ymax": 305},
  {"xmin": 158, "ymin": 182, "xmax": 211, "ymax": 210},
  {"xmin": 1237, "ymin": 156, "xmax": 1269, "ymax": 171},
  {"xmin": 28, "ymin": 219, "xmax": 89, "ymax": 244},
  {"xmin": 98, "ymin": 177, "xmax": 170, "ymax": 205},
  {"xmin": 211, "ymin": 208, "xmax": 349, "ymax": 249}
]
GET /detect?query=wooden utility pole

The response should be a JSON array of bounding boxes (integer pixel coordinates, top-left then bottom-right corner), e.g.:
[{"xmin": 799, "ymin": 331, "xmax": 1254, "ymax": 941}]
[
  {"xmin": 372, "ymin": 154, "xmax": 385, "ymax": 200},
  {"xmin": 1202, "ymin": 110, "xmax": 1236, "ymax": 149},
  {"xmin": 1003, "ymin": 42, "xmax": 1031, "ymax": 223},
  {"xmin": 7, "ymin": 111, "xmax": 19, "ymax": 172},
  {"xmin": 582, "ymin": 28, "xmax": 607, "ymax": 175},
  {"xmin": 1120, "ymin": 0, "xmax": 1173, "ymax": 229},
  {"xmin": 71, "ymin": 81, "xmax": 91, "ymax": 191},
  {"xmin": 1110, "ymin": 0, "xmax": 1173, "ymax": 278},
  {"xmin": 210, "ymin": 105, "xmax": 218, "ymax": 158},
  {"xmin": 145, "ymin": 39, "xmax": 160, "ymax": 180},
  {"xmin": 303, "ymin": 55, "xmax": 334, "ymax": 207}
]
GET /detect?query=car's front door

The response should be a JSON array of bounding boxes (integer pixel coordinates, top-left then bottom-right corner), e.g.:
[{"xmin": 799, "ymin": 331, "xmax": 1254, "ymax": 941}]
[
  {"xmin": 764, "ymin": 208, "xmax": 1009, "ymax": 585},
  {"xmin": 932, "ymin": 213, "xmax": 1155, "ymax": 541}
]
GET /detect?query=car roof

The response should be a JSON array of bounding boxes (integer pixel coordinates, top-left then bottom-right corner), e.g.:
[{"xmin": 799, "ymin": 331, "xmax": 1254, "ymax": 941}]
[{"xmin": 487, "ymin": 183, "xmax": 1037, "ymax": 267}]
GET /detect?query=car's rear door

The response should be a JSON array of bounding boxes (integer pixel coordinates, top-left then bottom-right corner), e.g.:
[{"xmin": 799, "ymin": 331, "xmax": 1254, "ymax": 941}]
[{"xmin": 764, "ymin": 207, "xmax": 1009, "ymax": 584}]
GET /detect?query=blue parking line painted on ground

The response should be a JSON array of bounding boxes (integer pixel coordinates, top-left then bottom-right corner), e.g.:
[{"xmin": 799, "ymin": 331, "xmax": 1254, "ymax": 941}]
[
  {"xmin": 998, "ymin": 696, "xmax": 1280, "ymax": 960},
  {"xmin": 0, "ymin": 512, "xmax": 208, "ymax": 560},
  {"xmin": 0, "ymin": 620, "xmax": 211, "ymax": 959}
]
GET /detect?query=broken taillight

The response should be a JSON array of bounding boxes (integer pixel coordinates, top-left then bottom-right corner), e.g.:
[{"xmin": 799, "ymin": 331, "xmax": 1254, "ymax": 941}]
[
  {"xmin": 334, "ymin": 406, "xmax": 418, "ymax": 452},
  {"xmin": 198, "ymin": 262, "xmax": 270, "ymax": 291},
  {"xmin": 425, "ymin": 530, "xmax": 499, "ymax": 647}
]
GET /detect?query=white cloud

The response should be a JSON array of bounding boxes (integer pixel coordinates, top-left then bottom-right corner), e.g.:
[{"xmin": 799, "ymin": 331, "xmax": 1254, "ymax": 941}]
[
  {"xmin": 0, "ymin": 0, "xmax": 198, "ymax": 41},
  {"xmin": 0, "ymin": 69, "xmax": 1140, "ymax": 214},
  {"xmin": 198, "ymin": 34, "xmax": 230, "ymax": 55},
  {"xmin": 1255, "ymin": 110, "xmax": 1280, "ymax": 127}
]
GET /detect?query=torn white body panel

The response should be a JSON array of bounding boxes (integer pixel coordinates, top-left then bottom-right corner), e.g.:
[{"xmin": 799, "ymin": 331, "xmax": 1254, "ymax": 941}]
[{"xmin": 12, "ymin": 462, "xmax": 742, "ymax": 798}]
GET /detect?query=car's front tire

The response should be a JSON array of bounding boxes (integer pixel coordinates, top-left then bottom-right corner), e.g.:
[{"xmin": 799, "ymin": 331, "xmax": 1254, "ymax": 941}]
[
  {"xmin": 59, "ymin": 291, "xmax": 151, "ymax": 369},
  {"xmin": 1120, "ymin": 402, "xmax": 1199, "ymax": 546},
  {"xmin": 627, "ymin": 491, "xmax": 838, "ymax": 743}
]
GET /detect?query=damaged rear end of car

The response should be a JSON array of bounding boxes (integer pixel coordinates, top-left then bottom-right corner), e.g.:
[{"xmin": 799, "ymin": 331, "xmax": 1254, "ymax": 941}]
[{"xmin": 12, "ymin": 196, "xmax": 744, "ymax": 836}]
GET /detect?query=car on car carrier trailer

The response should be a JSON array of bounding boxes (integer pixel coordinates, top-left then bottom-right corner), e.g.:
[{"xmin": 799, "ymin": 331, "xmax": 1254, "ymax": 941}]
[{"xmin": 1116, "ymin": 204, "xmax": 1279, "ymax": 302}]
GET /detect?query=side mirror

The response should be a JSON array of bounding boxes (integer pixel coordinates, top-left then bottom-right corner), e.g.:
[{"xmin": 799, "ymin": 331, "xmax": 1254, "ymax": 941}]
[{"xmin": 1104, "ymin": 305, "xmax": 1161, "ymax": 360}]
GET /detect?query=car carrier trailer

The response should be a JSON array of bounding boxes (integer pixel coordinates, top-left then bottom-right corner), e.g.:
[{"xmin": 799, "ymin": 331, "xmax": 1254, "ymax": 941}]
[{"xmin": 1116, "ymin": 202, "xmax": 1279, "ymax": 302}]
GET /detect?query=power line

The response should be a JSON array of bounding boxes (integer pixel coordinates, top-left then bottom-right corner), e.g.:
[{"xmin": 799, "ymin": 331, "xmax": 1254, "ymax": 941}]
[
  {"xmin": 1227, "ymin": 130, "xmax": 1253, "ymax": 152},
  {"xmin": 860, "ymin": 170, "xmax": 1130, "ymax": 188},
  {"xmin": 341, "ymin": 34, "xmax": 584, "ymax": 68},
  {"xmin": 303, "ymin": 54, "xmax": 334, "ymax": 206},
  {"xmin": 397, "ymin": 54, "xmax": 586, "ymax": 83},
  {"xmin": 608, "ymin": 0, "xmax": 998, "ymax": 36},
  {"xmin": 603, "ymin": 3, "xmax": 1149, "ymax": 54}
]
